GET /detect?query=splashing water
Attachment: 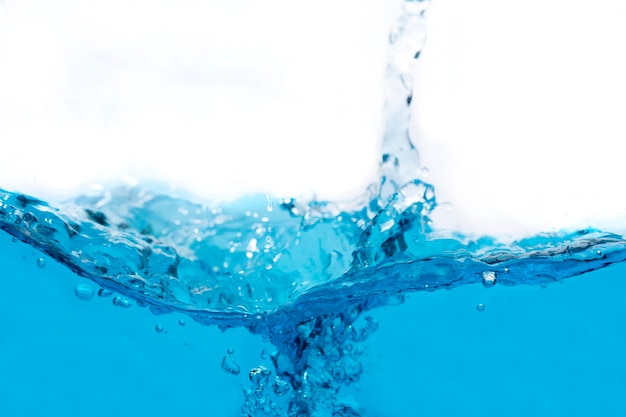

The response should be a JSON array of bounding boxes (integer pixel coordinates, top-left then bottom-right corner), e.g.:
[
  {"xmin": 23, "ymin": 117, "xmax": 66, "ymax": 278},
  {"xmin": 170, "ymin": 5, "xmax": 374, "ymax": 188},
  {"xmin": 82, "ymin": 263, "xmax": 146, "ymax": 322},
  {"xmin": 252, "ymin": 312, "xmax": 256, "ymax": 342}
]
[{"xmin": 2, "ymin": 1, "xmax": 626, "ymax": 415}]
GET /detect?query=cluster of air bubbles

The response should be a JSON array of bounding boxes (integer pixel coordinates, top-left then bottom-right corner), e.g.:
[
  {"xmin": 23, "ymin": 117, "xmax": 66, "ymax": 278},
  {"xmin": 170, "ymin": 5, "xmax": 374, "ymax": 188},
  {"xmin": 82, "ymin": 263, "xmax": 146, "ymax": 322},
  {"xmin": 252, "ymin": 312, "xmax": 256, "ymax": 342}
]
[
  {"xmin": 243, "ymin": 307, "xmax": 379, "ymax": 415},
  {"xmin": 241, "ymin": 363, "xmax": 292, "ymax": 416}
]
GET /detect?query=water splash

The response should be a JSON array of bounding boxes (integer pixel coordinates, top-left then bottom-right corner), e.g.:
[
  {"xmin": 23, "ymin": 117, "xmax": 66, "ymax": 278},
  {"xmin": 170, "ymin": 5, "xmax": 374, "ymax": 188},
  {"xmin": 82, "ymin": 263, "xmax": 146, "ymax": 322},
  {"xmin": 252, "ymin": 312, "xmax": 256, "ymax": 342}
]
[{"xmin": 1, "ymin": 1, "xmax": 626, "ymax": 415}]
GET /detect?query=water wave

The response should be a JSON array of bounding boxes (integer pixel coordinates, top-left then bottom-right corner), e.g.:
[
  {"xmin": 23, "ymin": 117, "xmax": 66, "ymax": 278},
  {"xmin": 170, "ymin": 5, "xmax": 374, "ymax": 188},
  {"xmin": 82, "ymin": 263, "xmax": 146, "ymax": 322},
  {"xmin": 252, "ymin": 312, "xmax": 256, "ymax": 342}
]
[{"xmin": 2, "ymin": 0, "xmax": 625, "ymax": 415}]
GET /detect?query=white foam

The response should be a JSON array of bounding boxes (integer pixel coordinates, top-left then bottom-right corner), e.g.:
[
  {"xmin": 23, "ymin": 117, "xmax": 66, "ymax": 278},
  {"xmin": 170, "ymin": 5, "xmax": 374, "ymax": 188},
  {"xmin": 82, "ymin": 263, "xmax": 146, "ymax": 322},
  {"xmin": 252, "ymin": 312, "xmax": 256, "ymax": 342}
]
[
  {"xmin": 0, "ymin": 0, "xmax": 401, "ymax": 202},
  {"xmin": 415, "ymin": 0, "xmax": 626, "ymax": 239}
]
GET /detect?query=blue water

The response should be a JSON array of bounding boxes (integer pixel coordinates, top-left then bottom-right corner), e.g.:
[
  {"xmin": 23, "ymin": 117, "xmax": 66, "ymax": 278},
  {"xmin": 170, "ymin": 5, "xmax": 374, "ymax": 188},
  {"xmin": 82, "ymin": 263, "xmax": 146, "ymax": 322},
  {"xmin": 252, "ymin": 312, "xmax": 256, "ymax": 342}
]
[{"xmin": 2, "ymin": 1, "xmax": 626, "ymax": 415}]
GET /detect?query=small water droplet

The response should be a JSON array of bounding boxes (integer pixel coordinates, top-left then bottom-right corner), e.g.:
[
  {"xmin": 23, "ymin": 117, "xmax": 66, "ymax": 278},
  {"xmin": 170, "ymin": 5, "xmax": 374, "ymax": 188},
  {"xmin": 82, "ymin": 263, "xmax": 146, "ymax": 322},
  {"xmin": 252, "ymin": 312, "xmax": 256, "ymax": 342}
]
[
  {"xmin": 504, "ymin": 267, "xmax": 509, "ymax": 273},
  {"xmin": 178, "ymin": 319, "xmax": 186, "ymax": 327},
  {"xmin": 36, "ymin": 258, "xmax": 45, "ymax": 268},
  {"xmin": 227, "ymin": 348, "xmax": 235, "ymax": 355},
  {"xmin": 221, "ymin": 354, "xmax": 240, "ymax": 375},
  {"xmin": 11, "ymin": 237, "xmax": 17, "ymax": 243},
  {"xmin": 482, "ymin": 271, "xmax": 496, "ymax": 287},
  {"xmin": 596, "ymin": 249, "xmax": 602, "ymax": 256},
  {"xmin": 98, "ymin": 288, "xmax": 113, "ymax": 297},
  {"xmin": 112, "ymin": 296, "xmax": 131, "ymax": 308},
  {"xmin": 155, "ymin": 324, "xmax": 164, "ymax": 333},
  {"xmin": 419, "ymin": 166, "xmax": 430, "ymax": 178},
  {"xmin": 476, "ymin": 303, "xmax": 485, "ymax": 312},
  {"xmin": 74, "ymin": 284, "xmax": 94, "ymax": 301},
  {"xmin": 272, "ymin": 376, "xmax": 289, "ymax": 397}
]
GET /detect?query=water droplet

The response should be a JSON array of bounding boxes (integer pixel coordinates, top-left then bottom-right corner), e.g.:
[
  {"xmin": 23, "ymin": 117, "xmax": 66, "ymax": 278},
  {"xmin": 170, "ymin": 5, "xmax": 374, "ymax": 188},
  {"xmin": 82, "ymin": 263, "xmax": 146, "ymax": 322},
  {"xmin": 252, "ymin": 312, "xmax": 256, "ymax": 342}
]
[
  {"xmin": 155, "ymin": 324, "xmax": 164, "ymax": 333},
  {"xmin": 178, "ymin": 319, "xmax": 186, "ymax": 327},
  {"xmin": 98, "ymin": 288, "xmax": 113, "ymax": 297},
  {"xmin": 596, "ymin": 249, "xmax": 602, "ymax": 256},
  {"xmin": 272, "ymin": 376, "xmax": 289, "ymax": 397},
  {"xmin": 419, "ymin": 166, "xmax": 430, "ymax": 178},
  {"xmin": 11, "ymin": 237, "xmax": 17, "ymax": 243},
  {"xmin": 482, "ymin": 271, "xmax": 497, "ymax": 287},
  {"xmin": 227, "ymin": 348, "xmax": 235, "ymax": 355},
  {"xmin": 476, "ymin": 303, "xmax": 485, "ymax": 312},
  {"xmin": 504, "ymin": 267, "xmax": 509, "ymax": 273},
  {"xmin": 221, "ymin": 354, "xmax": 240, "ymax": 375},
  {"xmin": 74, "ymin": 284, "xmax": 94, "ymax": 301},
  {"xmin": 112, "ymin": 296, "xmax": 131, "ymax": 308},
  {"xmin": 36, "ymin": 258, "xmax": 45, "ymax": 268}
]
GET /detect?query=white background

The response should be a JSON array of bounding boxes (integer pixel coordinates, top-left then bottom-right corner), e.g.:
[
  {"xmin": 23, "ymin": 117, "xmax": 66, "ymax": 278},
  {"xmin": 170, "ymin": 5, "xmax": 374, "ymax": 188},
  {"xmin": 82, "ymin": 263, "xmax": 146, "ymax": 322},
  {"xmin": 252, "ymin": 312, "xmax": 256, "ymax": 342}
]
[{"xmin": 2, "ymin": 0, "xmax": 626, "ymax": 239}]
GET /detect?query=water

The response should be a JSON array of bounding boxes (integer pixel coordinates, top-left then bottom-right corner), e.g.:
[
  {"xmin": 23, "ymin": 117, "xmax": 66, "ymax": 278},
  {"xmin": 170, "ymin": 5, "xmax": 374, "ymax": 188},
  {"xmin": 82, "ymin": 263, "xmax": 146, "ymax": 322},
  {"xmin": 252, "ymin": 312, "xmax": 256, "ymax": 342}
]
[{"xmin": 2, "ymin": 1, "xmax": 626, "ymax": 416}]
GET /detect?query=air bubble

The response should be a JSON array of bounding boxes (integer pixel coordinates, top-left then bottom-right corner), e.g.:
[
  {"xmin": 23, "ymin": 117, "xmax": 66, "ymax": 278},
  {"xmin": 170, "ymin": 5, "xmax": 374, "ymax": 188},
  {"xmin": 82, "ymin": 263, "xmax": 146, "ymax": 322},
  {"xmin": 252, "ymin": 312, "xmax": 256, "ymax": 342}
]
[
  {"xmin": 112, "ymin": 296, "xmax": 131, "ymax": 308},
  {"xmin": 11, "ymin": 237, "xmax": 17, "ymax": 243},
  {"xmin": 249, "ymin": 365, "xmax": 271, "ymax": 385},
  {"xmin": 476, "ymin": 303, "xmax": 485, "ymax": 312},
  {"xmin": 98, "ymin": 288, "xmax": 113, "ymax": 297},
  {"xmin": 74, "ymin": 284, "xmax": 94, "ymax": 301},
  {"xmin": 272, "ymin": 376, "xmax": 290, "ymax": 396},
  {"xmin": 155, "ymin": 324, "xmax": 164, "ymax": 333},
  {"xmin": 221, "ymin": 354, "xmax": 241, "ymax": 375},
  {"xmin": 178, "ymin": 319, "xmax": 186, "ymax": 327},
  {"xmin": 36, "ymin": 258, "xmax": 45, "ymax": 268},
  {"xmin": 482, "ymin": 271, "xmax": 496, "ymax": 287}
]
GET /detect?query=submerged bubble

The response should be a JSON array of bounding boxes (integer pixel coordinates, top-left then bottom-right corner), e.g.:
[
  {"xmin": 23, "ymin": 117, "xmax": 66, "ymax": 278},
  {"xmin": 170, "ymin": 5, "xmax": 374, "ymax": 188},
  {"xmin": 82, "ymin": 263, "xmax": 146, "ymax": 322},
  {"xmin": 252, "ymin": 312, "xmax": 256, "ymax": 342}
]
[
  {"xmin": 178, "ymin": 319, "xmax": 186, "ymax": 327},
  {"xmin": 36, "ymin": 257, "xmax": 45, "ymax": 268},
  {"xmin": 74, "ymin": 284, "xmax": 94, "ymax": 301},
  {"xmin": 155, "ymin": 324, "xmax": 164, "ymax": 333},
  {"xmin": 249, "ymin": 365, "xmax": 271, "ymax": 385},
  {"xmin": 97, "ymin": 288, "xmax": 113, "ymax": 298},
  {"xmin": 112, "ymin": 296, "xmax": 131, "ymax": 308},
  {"xmin": 482, "ymin": 271, "xmax": 497, "ymax": 287},
  {"xmin": 221, "ymin": 354, "xmax": 241, "ymax": 376},
  {"xmin": 11, "ymin": 237, "xmax": 17, "ymax": 243},
  {"xmin": 476, "ymin": 303, "xmax": 486, "ymax": 312},
  {"xmin": 272, "ymin": 376, "xmax": 290, "ymax": 397}
]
